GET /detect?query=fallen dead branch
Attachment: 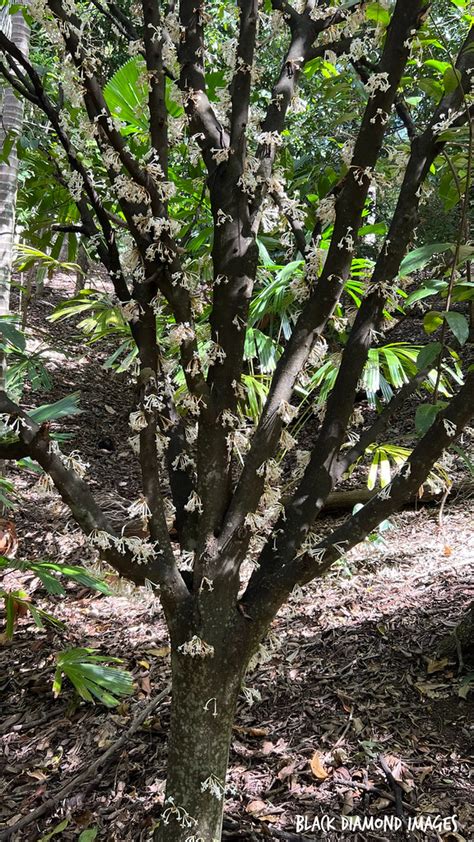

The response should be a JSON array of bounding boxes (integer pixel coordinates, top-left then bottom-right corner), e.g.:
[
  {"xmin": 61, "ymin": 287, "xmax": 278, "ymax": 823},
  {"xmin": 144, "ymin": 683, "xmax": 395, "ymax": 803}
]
[{"xmin": 322, "ymin": 482, "xmax": 474, "ymax": 512}]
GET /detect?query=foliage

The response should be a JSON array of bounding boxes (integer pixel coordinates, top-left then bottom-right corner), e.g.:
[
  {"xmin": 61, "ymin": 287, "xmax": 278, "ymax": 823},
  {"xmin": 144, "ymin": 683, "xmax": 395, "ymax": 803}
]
[
  {"xmin": 0, "ymin": 555, "xmax": 111, "ymax": 641},
  {"xmin": 53, "ymin": 648, "xmax": 134, "ymax": 707}
]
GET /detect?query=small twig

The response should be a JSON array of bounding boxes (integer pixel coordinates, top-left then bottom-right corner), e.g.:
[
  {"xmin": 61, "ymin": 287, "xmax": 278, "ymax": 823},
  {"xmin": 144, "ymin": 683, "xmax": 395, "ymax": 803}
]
[
  {"xmin": 0, "ymin": 684, "xmax": 171, "ymax": 840},
  {"xmin": 454, "ymin": 629, "xmax": 464, "ymax": 675},
  {"xmin": 340, "ymin": 779, "xmax": 417, "ymax": 814},
  {"xmin": 378, "ymin": 754, "xmax": 405, "ymax": 822},
  {"xmin": 438, "ymin": 484, "xmax": 451, "ymax": 541}
]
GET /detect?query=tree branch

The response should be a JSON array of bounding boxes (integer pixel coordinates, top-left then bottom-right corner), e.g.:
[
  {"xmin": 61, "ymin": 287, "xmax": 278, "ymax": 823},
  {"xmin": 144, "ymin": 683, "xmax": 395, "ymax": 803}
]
[
  {"xmin": 249, "ymin": 21, "xmax": 474, "ymax": 577},
  {"xmin": 177, "ymin": 0, "xmax": 228, "ymax": 169},
  {"xmin": 230, "ymin": 1, "xmax": 259, "ymax": 162},
  {"xmin": 243, "ymin": 368, "xmax": 474, "ymax": 630},
  {"xmin": 0, "ymin": 392, "xmax": 189, "ymax": 609},
  {"xmin": 219, "ymin": 0, "xmax": 429, "ymax": 551}
]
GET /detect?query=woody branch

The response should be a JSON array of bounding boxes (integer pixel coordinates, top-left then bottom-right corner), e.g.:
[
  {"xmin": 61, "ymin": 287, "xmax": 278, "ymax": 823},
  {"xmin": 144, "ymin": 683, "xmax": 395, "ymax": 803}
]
[{"xmin": 218, "ymin": 0, "xmax": 429, "ymax": 556}]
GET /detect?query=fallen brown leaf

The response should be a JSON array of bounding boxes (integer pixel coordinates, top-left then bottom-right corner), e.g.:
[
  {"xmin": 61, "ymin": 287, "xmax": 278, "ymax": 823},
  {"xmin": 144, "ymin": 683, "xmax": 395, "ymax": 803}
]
[{"xmin": 310, "ymin": 751, "xmax": 329, "ymax": 780}]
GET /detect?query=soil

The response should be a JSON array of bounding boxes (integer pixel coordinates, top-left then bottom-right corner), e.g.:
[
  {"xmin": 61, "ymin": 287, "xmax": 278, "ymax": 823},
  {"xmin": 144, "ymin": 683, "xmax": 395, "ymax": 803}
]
[{"xmin": 1, "ymin": 273, "xmax": 473, "ymax": 841}]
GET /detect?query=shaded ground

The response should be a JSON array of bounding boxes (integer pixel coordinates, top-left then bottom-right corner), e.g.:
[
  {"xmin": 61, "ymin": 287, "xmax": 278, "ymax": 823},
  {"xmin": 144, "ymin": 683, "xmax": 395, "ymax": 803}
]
[{"xmin": 1, "ymin": 275, "xmax": 473, "ymax": 841}]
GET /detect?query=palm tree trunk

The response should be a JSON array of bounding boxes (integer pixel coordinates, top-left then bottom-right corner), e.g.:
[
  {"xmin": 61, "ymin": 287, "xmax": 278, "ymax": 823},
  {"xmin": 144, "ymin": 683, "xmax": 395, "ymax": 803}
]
[{"xmin": 0, "ymin": 3, "xmax": 30, "ymax": 391}]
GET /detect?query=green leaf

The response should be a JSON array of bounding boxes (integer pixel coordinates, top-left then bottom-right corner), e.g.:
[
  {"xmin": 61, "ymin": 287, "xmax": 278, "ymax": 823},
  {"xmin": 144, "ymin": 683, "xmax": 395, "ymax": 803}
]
[
  {"xmin": 417, "ymin": 342, "xmax": 441, "ymax": 370},
  {"xmin": 5, "ymin": 593, "xmax": 15, "ymax": 641},
  {"xmin": 423, "ymin": 311, "xmax": 443, "ymax": 335},
  {"xmin": 415, "ymin": 403, "xmax": 443, "ymax": 435},
  {"xmin": 0, "ymin": 320, "xmax": 25, "ymax": 351},
  {"xmin": 359, "ymin": 222, "xmax": 387, "ymax": 237},
  {"xmin": 6, "ymin": 559, "xmax": 111, "ymax": 596},
  {"xmin": 0, "ymin": 129, "xmax": 16, "ymax": 165},
  {"xmin": 399, "ymin": 243, "xmax": 453, "ymax": 276},
  {"xmin": 444, "ymin": 311, "xmax": 469, "ymax": 345},
  {"xmin": 404, "ymin": 279, "xmax": 447, "ymax": 307},
  {"xmin": 54, "ymin": 648, "xmax": 134, "ymax": 707},
  {"xmin": 39, "ymin": 819, "xmax": 70, "ymax": 841},
  {"xmin": 443, "ymin": 66, "xmax": 462, "ymax": 93},
  {"xmin": 423, "ymin": 59, "xmax": 450, "ymax": 74},
  {"xmin": 418, "ymin": 77, "xmax": 444, "ymax": 100},
  {"xmin": 103, "ymin": 58, "xmax": 149, "ymax": 133},
  {"xmin": 78, "ymin": 830, "xmax": 98, "ymax": 842},
  {"xmin": 367, "ymin": 449, "xmax": 379, "ymax": 491},
  {"xmin": 458, "ymin": 671, "xmax": 474, "ymax": 700},
  {"xmin": 450, "ymin": 444, "xmax": 474, "ymax": 476},
  {"xmin": 366, "ymin": 2, "xmax": 390, "ymax": 25},
  {"xmin": 30, "ymin": 392, "xmax": 82, "ymax": 423}
]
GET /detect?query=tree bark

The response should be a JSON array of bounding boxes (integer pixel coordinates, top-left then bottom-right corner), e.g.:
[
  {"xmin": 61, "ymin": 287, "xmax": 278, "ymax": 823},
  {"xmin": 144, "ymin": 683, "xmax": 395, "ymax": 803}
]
[
  {"xmin": 155, "ymin": 649, "xmax": 246, "ymax": 842},
  {"xmin": 0, "ymin": 4, "xmax": 30, "ymax": 387},
  {"xmin": 438, "ymin": 601, "xmax": 474, "ymax": 662}
]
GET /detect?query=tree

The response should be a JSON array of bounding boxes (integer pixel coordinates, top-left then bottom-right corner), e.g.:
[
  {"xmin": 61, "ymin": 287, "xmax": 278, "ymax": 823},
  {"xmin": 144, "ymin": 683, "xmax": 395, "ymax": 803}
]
[
  {"xmin": 0, "ymin": 1, "xmax": 473, "ymax": 839},
  {"xmin": 0, "ymin": 2, "xmax": 29, "ymax": 388}
]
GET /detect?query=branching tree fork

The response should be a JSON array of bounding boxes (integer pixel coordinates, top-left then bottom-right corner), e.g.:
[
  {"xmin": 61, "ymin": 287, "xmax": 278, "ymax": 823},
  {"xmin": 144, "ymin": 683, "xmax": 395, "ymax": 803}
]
[{"xmin": 0, "ymin": 1, "xmax": 473, "ymax": 839}]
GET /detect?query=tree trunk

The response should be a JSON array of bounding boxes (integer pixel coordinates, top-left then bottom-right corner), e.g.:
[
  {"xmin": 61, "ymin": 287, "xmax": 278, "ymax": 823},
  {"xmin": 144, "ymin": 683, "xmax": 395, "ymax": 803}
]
[
  {"xmin": 0, "ymin": 5, "xmax": 30, "ymax": 387},
  {"xmin": 438, "ymin": 601, "xmax": 474, "ymax": 662},
  {"xmin": 155, "ymin": 638, "xmax": 249, "ymax": 842}
]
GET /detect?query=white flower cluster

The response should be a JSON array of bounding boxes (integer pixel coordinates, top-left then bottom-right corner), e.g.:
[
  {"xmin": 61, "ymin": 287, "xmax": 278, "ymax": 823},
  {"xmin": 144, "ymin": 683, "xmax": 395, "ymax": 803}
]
[
  {"xmin": 62, "ymin": 450, "xmax": 89, "ymax": 478},
  {"xmin": 171, "ymin": 452, "xmax": 195, "ymax": 472},
  {"xmin": 35, "ymin": 473, "xmax": 55, "ymax": 495},
  {"xmin": 280, "ymin": 429, "xmax": 297, "ymax": 451},
  {"xmin": 365, "ymin": 72, "xmax": 391, "ymax": 97},
  {"xmin": 247, "ymin": 635, "xmax": 280, "ymax": 672},
  {"xmin": 308, "ymin": 338, "xmax": 328, "ymax": 366},
  {"xmin": 257, "ymin": 130, "xmax": 284, "ymax": 150},
  {"xmin": 290, "ymin": 274, "xmax": 310, "ymax": 302},
  {"xmin": 306, "ymin": 245, "xmax": 326, "ymax": 282},
  {"xmin": 241, "ymin": 685, "xmax": 262, "ymax": 707},
  {"xmin": 215, "ymin": 209, "xmax": 232, "ymax": 227},
  {"xmin": 178, "ymin": 635, "xmax": 215, "ymax": 658},
  {"xmin": 128, "ymin": 496, "xmax": 152, "ymax": 521},
  {"xmin": 316, "ymin": 196, "xmax": 337, "ymax": 227},
  {"xmin": 65, "ymin": 170, "xmax": 84, "ymax": 201},
  {"xmin": 341, "ymin": 140, "xmax": 354, "ymax": 167},
  {"xmin": 115, "ymin": 174, "xmax": 150, "ymax": 206},
  {"xmin": 129, "ymin": 410, "xmax": 148, "ymax": 432},
  {"xmin": 179, "ymin": 393, "xmax": 203, "ymax": 416},
  {"xmin": 120, "ymin": 300, "xmax": 142, "ymax": 323},
  {"xmin": 309, "ymin": 5, "xmax": 342, "ymax": 22},
  {"xmin": 294, "ymin": 449, "xmax": 310, "ymax": 480},
  {"xmin": 0, "ymin": 414, "xmax": 28, "ymax": 436},
  {"xmin": 432, "ymin": 109, "xmax": 463, "ymax": 136},
  {"xmin": 162, "ymin": 798, "xmax": 197, "ymax": 830},
  {"xmin": 238, "ymin": 156, "xmax": 261, "ymax": 197},
  {"xmin": 352, "ymin": 166, "xmax": 374, "ymax": 187},
  {"xmin": 211, "ymin": 146, "xmax": 231, "ymax": 164},
  {"xmin": 169, "ymin": 322, "xmax": 195, "ymax": 346},
  {"xmin": 370, "ymin": 108, "xmax": 389, "ymax": 126},
  {"xmin": 184, "ymin": 491, "xmax": 203, "ymax": 513},
  {"xmin": 337, "ymin": 227, "xmax": 355, "ymax": 251},
  {"xmin": 200, "ymin": 775, "xmax": 226, "ymax": 801},
  {"xmin": 443, "ymin": 418, "xmax": 457, "ymax": 437},
  {"xmin": 350, "ymin": 37, "xmax": 372, "ymax": 62},
  {"xmin": 88, "ymin": 530, "xmax": 158, "ymax": 565}
]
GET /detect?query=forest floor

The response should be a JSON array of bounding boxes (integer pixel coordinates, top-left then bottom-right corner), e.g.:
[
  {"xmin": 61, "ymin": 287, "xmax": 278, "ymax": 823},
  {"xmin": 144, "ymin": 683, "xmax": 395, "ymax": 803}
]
[{"xmin": 0, "ymin": 273, "xmax": 473, "ymax": 842}]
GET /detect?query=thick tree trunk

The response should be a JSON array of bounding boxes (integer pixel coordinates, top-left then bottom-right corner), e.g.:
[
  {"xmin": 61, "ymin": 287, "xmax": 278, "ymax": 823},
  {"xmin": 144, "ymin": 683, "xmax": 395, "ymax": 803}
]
[{"xmin": 155, "ymin": 651, "xmax": 245, "ymax": 842}]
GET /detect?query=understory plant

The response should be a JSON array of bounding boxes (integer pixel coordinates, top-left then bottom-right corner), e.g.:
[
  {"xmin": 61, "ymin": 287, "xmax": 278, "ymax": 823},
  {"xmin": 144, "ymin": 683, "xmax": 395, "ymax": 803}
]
[{"xmin": 0, "ymin": 1, "xmax": 473, "ymax": 840}]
